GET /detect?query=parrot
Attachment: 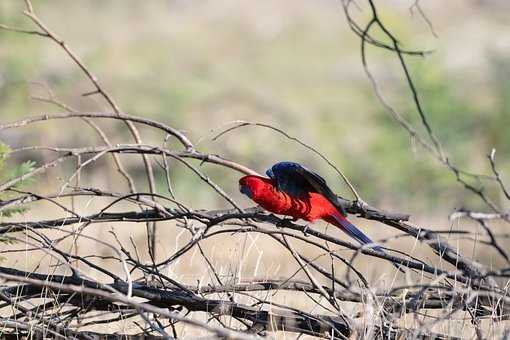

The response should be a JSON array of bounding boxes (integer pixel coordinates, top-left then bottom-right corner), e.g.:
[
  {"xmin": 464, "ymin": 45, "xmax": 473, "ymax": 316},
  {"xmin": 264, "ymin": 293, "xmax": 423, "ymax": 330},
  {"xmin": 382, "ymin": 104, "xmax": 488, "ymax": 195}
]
[{"xmin": 239, "ymin": 161, "xmax": 384, "ymax": 253}]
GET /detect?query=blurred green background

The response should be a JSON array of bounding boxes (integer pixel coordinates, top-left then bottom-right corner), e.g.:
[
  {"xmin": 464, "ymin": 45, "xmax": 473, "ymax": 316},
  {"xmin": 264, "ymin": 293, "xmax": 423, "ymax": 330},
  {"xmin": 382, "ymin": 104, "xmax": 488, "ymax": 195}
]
[{"xmin": 1, "ymin": 0, "xmax": 510, "ymax": 219}]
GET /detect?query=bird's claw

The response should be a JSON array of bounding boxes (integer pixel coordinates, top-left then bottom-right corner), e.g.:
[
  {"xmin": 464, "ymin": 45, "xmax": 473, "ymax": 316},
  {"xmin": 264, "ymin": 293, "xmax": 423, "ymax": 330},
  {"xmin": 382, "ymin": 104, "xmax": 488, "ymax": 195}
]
[
  {"xmin": 302, "ymin": 225, "xmax": 309, "ymax": 236},
  {"xmin": 277, "ymin": 217, "xmax": 298, "ymax": 228}
]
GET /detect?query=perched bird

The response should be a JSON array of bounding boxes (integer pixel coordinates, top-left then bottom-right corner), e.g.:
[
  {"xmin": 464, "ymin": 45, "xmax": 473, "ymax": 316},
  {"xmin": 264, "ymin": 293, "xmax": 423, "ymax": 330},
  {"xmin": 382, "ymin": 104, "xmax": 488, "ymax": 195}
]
[{"xmin": 239, "ymin": 161, "xmax": 384, "ymax": 253}]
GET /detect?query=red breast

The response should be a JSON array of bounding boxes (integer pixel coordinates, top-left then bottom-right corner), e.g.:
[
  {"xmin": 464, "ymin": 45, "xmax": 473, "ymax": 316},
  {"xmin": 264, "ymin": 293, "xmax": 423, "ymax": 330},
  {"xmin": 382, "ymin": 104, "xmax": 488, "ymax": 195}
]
[{"xmin": 240, "ymin": 175, "xmax": 338, "ymax": 221}]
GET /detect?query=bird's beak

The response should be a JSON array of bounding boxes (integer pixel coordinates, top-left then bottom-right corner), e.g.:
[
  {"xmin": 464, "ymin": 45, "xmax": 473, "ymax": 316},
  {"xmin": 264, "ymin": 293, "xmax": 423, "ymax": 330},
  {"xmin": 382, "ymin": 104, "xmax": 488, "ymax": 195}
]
[{"xmin": 239, "ymin": 184, "xmax": 253, "ymax": 198}]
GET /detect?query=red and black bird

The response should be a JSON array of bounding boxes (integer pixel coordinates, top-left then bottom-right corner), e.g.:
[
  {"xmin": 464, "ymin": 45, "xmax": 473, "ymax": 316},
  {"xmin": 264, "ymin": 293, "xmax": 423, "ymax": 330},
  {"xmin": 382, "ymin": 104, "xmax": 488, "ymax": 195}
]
[{"xmin": 239, "ymin": 161, "xmax": 384, "ymax": 253}]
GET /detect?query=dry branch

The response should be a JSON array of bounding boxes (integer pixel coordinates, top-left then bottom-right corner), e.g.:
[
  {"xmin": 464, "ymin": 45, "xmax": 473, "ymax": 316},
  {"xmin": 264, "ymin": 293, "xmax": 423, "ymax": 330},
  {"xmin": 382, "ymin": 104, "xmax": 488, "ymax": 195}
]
[{"xmin": 0, "ymin": 1, "xmax": 509, "ymax": 339}]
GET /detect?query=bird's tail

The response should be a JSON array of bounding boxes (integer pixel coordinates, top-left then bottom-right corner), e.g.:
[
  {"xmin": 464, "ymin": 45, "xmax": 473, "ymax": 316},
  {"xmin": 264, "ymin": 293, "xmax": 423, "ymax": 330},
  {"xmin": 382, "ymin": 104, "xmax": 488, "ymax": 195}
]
[
  {"xmin": 325, "ymin": 212, "xmax": 405, "ymax": 272},
  {"xmin": 324, "ymin": 212, "xmax": 384, "ymax": 253}
]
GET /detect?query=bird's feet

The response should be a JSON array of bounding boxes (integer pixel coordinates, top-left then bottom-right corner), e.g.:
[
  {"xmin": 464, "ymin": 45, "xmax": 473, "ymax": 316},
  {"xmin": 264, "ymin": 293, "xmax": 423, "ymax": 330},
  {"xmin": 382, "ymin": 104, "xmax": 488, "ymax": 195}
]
[
  {"xmin": 277, "ymin": 217, "xmax": 298, "ymax": 228},
  {"xmin": 302, "ymin": 224, "xmax": 310, "ymax": 236}
]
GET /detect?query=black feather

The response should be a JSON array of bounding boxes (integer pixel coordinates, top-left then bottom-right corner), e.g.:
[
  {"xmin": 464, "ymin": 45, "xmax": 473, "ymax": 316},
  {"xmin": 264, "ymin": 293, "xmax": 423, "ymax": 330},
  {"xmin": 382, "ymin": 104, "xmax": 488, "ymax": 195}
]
[{"xmin": 266, "ymin": 161, "xmax": 346, "ymax": 215}]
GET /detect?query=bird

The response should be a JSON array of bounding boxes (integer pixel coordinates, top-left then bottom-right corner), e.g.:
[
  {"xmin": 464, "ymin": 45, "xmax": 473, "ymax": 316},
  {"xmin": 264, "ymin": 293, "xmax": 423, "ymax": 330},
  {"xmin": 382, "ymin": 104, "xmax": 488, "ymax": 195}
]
[{"xmin": 239, "ymin": 161, "xmax": 384, "ymax": 253}]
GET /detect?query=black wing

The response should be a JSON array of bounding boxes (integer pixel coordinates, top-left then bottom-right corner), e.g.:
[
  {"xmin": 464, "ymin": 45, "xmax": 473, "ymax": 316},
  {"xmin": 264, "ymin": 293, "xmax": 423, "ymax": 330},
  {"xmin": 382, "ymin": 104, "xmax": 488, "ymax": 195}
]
[{"xmin": 266, "ymin": 161, "xmax": 346, "ymax": 215}]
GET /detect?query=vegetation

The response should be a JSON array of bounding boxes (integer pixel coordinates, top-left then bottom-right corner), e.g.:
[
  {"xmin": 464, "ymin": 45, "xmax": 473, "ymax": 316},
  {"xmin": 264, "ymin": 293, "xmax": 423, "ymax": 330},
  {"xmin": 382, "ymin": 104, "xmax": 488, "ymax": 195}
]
[
  {"xmin": 1, "ymin": 2, "xmax": 509, "ymax": 215},
  {"xmin": 1, "ymin": 1, "xmax": 510, "ymax": 339},
  {"xmin": 0, "ymin": 142, "xmax": 35, "ymax": 218}
]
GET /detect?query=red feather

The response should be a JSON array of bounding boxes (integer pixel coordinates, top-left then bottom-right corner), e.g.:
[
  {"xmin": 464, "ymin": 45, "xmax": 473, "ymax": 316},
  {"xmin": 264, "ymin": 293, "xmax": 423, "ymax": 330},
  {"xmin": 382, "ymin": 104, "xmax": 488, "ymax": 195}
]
[
  {"xmin": 239, "ymin": 176, "xmax": 334, "ymax": 220},
  {"xmin": 239, "ymin": 175, "xmax": 382, "ymax": 251}
]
